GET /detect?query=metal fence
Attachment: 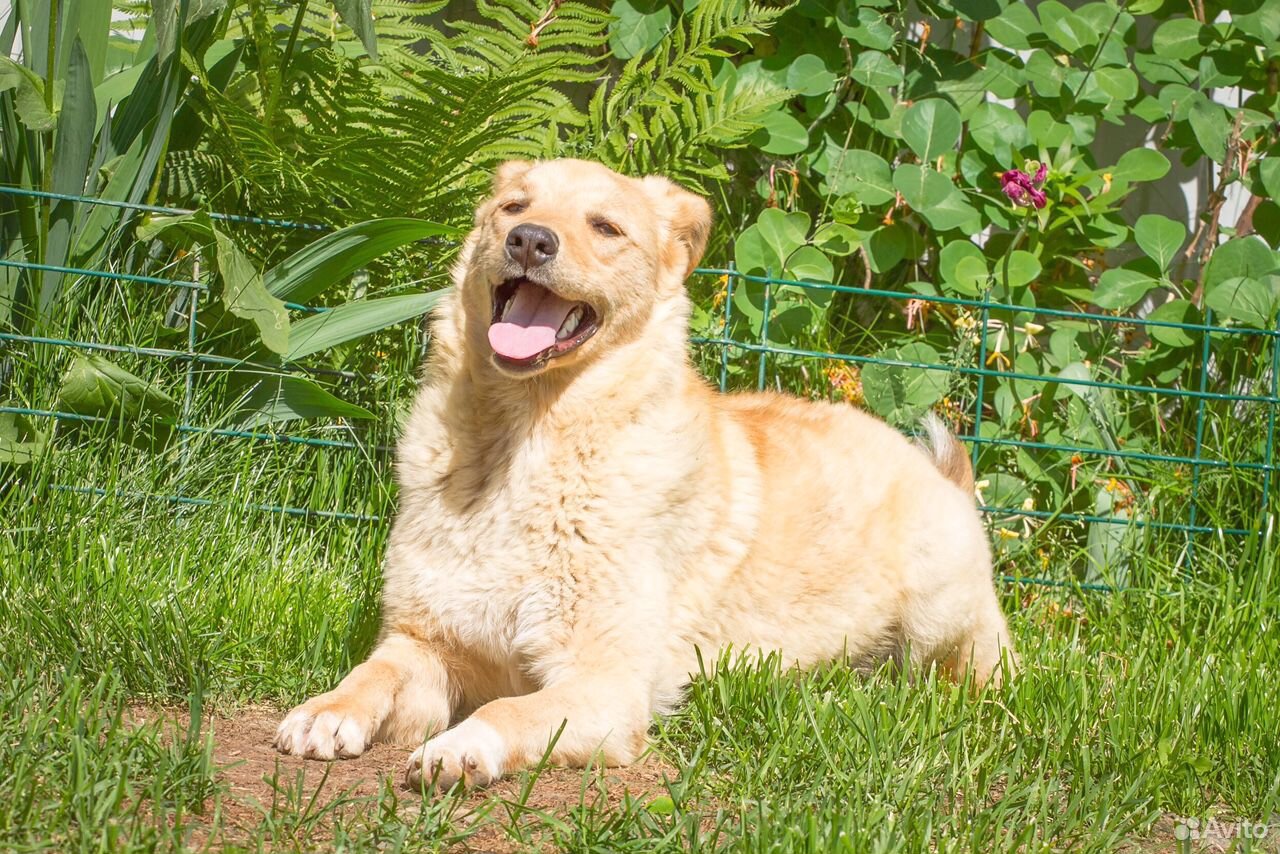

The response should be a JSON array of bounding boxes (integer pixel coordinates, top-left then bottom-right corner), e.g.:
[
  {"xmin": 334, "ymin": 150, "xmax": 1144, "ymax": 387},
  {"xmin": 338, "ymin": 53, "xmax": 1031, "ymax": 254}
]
[{"xmin": 4, "ymin": 187, "xmax": 1278, "ymax": 590}]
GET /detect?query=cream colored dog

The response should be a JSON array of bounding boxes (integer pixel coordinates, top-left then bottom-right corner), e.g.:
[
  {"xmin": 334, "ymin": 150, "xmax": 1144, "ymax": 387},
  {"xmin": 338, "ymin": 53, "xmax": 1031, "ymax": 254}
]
[{"xmin": 275, "ymin": 159, "xmax": 1016, "ymax": 789}]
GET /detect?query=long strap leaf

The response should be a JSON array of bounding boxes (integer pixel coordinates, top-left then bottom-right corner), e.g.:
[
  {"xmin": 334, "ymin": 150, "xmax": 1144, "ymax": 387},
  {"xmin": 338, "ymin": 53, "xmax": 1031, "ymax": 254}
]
[
  {"xmin": 285, "ymin": 289, "xmax": 451, "ymax": 362},
  {"xmin": 263, "ymin": 217, "xmax": 461, "ymax": 304}
]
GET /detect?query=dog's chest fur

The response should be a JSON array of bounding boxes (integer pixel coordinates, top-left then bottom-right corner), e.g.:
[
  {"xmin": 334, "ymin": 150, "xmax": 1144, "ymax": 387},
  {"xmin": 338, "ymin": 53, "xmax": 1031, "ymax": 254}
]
[{"xmin": 383, "ymin": 372, "xmax": 702, "ymax": 673}]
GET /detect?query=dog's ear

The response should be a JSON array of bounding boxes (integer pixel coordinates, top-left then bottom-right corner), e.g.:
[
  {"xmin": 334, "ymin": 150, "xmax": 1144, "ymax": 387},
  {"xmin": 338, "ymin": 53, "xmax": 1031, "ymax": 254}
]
[
  {"xmin": 643, "ymin": 176, "xmax": 713, "ymax": 281},
  {"xmin": 493, "ymin": 160, "xmax": 534, "ymax": 192}
]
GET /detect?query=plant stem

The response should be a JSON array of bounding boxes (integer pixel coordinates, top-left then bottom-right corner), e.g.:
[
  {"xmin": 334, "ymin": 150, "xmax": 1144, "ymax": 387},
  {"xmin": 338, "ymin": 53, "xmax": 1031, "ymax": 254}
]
[
  {"xmin": 281, "ymin": 0, "xmax": 310, "ymax": 80},
  {"xmin": 39, "ymin": 0, "xmax": 61, "ymax": 268}
]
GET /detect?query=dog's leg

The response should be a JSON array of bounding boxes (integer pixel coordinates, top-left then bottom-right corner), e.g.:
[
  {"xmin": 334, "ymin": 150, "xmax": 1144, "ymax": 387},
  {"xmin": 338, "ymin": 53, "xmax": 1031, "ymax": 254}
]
[
  {"xmin": 275, "ymin": 632, "xmax": 453, "ymax": 759},
  {"xmin": 403, "ymin": 663, "xmax": 649, "ymax": 790},
  {"xmin": 947, "ymin": 602, "xmax": 1018, "ymax": 688}
]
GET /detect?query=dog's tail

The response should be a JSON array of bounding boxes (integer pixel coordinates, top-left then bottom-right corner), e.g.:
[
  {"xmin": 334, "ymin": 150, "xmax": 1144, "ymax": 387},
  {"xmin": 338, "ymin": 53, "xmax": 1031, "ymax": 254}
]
[{"xmin": 918, "ymin": 412, "xmax": 974, "ymax": 494}]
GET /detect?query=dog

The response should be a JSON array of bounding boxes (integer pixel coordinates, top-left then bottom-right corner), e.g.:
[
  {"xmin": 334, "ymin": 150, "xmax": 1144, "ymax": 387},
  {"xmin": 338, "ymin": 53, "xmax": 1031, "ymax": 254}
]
[{"xmin": 274, "ymin": 159, "xmax": 1016, "ymax": 789}]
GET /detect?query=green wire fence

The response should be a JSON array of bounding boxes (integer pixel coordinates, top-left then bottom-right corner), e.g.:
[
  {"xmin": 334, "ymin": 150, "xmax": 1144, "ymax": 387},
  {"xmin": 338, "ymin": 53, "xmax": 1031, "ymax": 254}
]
[{"xmin": 3, "ymin": 186, "xmax": 1278, "ymax": 590}]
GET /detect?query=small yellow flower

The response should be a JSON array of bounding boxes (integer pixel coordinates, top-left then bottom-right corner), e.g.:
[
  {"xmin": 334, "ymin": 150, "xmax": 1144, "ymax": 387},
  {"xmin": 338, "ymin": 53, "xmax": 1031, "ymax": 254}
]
[
  {"xmin": 986, "ymin": 349, "xmax": 1012, "ymax": 369},
  {"xmin": 710, "ymin": 274, "xmax": 730, "ymax": 311}
]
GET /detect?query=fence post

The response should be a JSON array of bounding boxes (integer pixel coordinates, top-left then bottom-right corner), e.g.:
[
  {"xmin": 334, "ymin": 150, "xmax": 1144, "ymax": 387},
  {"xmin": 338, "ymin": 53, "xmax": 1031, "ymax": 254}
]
[
  {"xmin": 757, "ymin": 270, "xmax": 773, "ymax": 391},
  {"xmin": 1262, "ymin": 315, "xmax": 1280, "ymax": 529},
  {"xmin": 719, "ymin": 262, "xmax": 735, "ymax": 393},
  {"xmin": 970, "ymin": 287, "xmax": 993, "ymax": 473},
  {"xmin": 1182, "ymin": 306, "xmax": 1215, "ymax": 577},
  {"xmin": 174, "ymin": 254, "xmax": 202, "ymax": 497}
]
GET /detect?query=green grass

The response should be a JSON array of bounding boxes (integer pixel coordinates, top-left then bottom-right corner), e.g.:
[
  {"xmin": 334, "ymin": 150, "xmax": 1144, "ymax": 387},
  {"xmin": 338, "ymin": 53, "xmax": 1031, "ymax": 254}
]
[{"xmin": 2, "ymin": 422, "xmax": 1279, "ymax": 852}]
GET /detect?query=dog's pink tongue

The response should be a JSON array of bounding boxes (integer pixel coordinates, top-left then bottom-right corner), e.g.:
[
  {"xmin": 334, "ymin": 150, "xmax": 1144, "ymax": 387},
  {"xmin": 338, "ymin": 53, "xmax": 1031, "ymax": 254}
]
[{"xmin": 488, "ymin": 282, "xmax": 575, "ymax": 361}]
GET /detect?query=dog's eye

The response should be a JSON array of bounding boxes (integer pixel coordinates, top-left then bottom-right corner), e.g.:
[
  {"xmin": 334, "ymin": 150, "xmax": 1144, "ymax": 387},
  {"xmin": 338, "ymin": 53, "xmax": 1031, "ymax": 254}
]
[
  {"xmin": 501, "ymin": 201, "xmax": 527, "ymax": 214},
  {"xmin": 592, "ymin": 219, "xmax": 623, "ymax": 237}
]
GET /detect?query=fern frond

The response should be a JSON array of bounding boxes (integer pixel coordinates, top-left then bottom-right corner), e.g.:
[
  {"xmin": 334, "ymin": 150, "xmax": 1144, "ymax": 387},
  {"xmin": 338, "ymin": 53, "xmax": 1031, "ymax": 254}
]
[{"xmin": 574, "ymin": 0, "xmax": 785, "ymax": 187}]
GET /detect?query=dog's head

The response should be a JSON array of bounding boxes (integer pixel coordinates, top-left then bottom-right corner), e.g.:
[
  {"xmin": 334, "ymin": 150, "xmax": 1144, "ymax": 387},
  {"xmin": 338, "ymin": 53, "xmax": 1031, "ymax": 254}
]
[{"xmin": 457, "ymin": 159, "xmax": 712, "ymax": 377}]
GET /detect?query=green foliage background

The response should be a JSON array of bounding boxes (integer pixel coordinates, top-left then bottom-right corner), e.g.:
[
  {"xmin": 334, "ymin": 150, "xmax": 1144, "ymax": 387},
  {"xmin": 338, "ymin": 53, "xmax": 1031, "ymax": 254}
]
[{"xmin": 3, "ymin": 0, "xmax": 1280, "ymax": 584}]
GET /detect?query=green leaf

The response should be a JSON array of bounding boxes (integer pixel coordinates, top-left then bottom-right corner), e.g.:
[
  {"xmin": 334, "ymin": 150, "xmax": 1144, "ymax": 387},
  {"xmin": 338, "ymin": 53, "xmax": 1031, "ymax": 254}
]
[
  {"xmin": 331, "ymin": 0, "xmax": 378, "ymax": 60},
  {"xmin": 0, "ymin": 412, "xmax": 47, "ymax": 465},
  {"xmin": 1151, "ymin": 18, "xmax": 1209, "ymax": 61},
  {"xmin": 286, "ymin": 290, "xmax": 452, "ymax": 362},
  {"xmin": 849, "ymin": 51, "xmax": 902, "ymax": 90},
  {"xmin": 1204, "ymin": 277, "xmax": 1277, "ymax": 328},
  {"xmin": 42, "ymin": 38, "xmax": 98, "ymax": 315},
  {"xmin": 1092, "ymin": 268, "xmax": 1160, "ymax": 310},
  {"xmin": 785, "ymin": 246, "xmax": 833, "ymax": 283},
  {"xmin": 1024, "ymin": 52, "xmax": 1067, "ymax": 99},
  {"xmin": 609, "ymin": 0, "xmax": 672, "ymax": 59},
  {"xmin": 921, "ymin": 190, "xmax": 981, "ymax": 234},
  {"xmin": 1057, "ymin": 361, "xmax": 1100, "ymax": 404},
  {"xmin": 1093, "ymin": 67, "xmax": 1138, "ymax": 104},
  {"xmin": 826, "ymin": 149, "xmax": 895, "ymax": 205},
  {"xmin": 968, "ymin": 102, "xmax": 1027, "ymax": 164},
  {"xmin": 865, "ymin": 224, "xmax": 908, "ymax": 273},
  {"xmin": 1188, "ymin": 100, "xmax": 1229, "ymax": 163},
  {"xmin": 1204, "ymin": 236, "xmax": 1278, "ymax": 292},
  {"xmin": 750, "ymin": 111, "xmax": 809, "ymax": 155},
  {"xmin": 1040, "ymin": 2, "xmax": 1094, "ymax": 53},
  {"xmin": 214, "ymin": 229, "xmax": 291, "ymax": 355},
  {"xmin": 939, "ymin": 241, "xmax": 988, "ymax": 296},
  {"xmin": 0, "ymin": 57, "xmax": 56, "ymax": 130},
  {"xmin": 264, "ymin": 218, "xmax": 461, "ymax": 304},
  {"xmin": 1253, "ymin": 200, "xmax": 1280, "ymax": 249},
  {"xmin": 645, "ymin": 796, "xmax": 675, "ymax": 816},
  {"xmin": 786, "ymin": 54, "xmax": 836, "ymax": 96},
  {"xmin": 893, "ymin": 164, "xmax": 954, "ymax": 211},
  {"xmin": 984, "ymin": 472, "xmax": 1031, "ymax": 510},
  {"xmin": 56, "ymin": 355, "xmax": 177, "ymax": 419},
  {"xmin": 1147, "ymin": 299, "xmax": 1199, "ymax": 348},
  {"xmin": 734, "ymin": 209, "xmax": 809, "ymax": 275},
  {"xmin": 1134, "ymin": 215, "xmax": 1187, "ymax": 271},
  {"xmin": 1113, "ymin": 149, "xmax": 1170, "ymax": 183},
  {"xmin": 1259, "ymin": 159, "xmax": 1280, "ymax": 201},
  {"xmin": 952, "ymin": 0, "xmax": 1008, "ymax": 23},
  {"xmin": 235, "ymin": 376, "xmax": 375, "ymax": 429},
  {"xmin": 757, "ymin": 209, "xmax": 811, "ymax": 270},
  {"xmin": 1198, "ymin": 51, "xmax": 1245, "ymax": 89},
  {"xmin": 835, "ymin": 2, "xmax": 895, "ymax": 49},
  {"xmin": 901, "ymin": 99, "xmax": 961, "ymax": 161},
  {"xmin": 862, "ymin": 342, "xmax": 948, "ymax": 424},
  {"xmin": 998, "ymin": 250, "xmax": 1041, "ymax": 289},
  {"xmin": 985, "ymin": 4, "xmax": 1040, "ymax": 49},
  {"xmin": 812, "ymin": 223, "xmax": 859, "ymax": 256},
  {"xmin": 135, "ymin": 212, "xmax": 211, "ymax": 243},
  {"xmin": 1086, "ymin": 484, "xmax": 1133, "ymax": 586}
]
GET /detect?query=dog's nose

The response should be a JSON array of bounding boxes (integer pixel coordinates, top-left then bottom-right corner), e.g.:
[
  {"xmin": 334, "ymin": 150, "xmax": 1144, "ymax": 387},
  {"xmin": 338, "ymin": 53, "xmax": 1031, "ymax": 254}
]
[{"xmin": 505, "ymin": 224, "xmax": 559, "ymax": 270}]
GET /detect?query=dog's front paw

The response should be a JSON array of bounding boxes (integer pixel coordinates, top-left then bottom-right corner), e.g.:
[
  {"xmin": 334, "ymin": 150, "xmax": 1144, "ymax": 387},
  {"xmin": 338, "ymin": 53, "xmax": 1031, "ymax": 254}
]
[
  {"xmin": 404, "ymin": 718, "xmax": 506, "ymax": 792},
  {"xmin": 274, "ymin": 695, "xmax": 376, "ymax": 760}
]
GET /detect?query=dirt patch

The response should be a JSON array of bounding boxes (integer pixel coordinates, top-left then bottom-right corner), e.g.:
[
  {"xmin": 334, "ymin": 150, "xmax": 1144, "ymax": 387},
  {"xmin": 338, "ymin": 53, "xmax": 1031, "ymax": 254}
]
[{"xmin": 135, "ymin": 705, "xmax": 678, "ymax": 850}]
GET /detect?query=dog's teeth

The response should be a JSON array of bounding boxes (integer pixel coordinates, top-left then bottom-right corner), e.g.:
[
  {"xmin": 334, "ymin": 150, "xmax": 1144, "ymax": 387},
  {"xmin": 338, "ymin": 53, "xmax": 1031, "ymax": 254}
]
[
  {"xmin": 501, "ymin": 299, "xmax": 514, "ymax": 322},
  {"xmin": 558, "ymin": 307, "xmax": 583, "ymax": 340}
]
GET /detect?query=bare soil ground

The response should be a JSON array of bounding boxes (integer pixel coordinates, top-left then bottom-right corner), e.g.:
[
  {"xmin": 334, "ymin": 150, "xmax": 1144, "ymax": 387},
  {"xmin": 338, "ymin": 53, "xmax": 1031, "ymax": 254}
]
[{"xmin": 135, "ymin": 705, "xmax": 678, "ymax": 851}]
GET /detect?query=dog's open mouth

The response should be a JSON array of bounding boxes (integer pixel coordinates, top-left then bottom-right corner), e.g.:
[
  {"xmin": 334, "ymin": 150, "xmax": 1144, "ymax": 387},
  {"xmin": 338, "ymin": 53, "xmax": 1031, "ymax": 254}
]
[{"xmin": 488, "ymin": 278, "xmax": 599, "ymax": 368}]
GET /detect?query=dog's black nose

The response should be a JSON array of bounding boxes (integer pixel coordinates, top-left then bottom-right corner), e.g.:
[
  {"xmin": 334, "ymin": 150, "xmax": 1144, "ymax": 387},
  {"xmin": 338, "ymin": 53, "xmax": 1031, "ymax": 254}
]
[{"xmin": 506, "ymin": 224, "xmax": 559, "ymax": 270}]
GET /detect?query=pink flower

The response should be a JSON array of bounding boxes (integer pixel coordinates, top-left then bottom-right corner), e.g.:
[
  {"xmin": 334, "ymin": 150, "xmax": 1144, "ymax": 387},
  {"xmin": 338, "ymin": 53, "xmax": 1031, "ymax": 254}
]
[{"xmin": 1000, "ymin": 161, "xmax": 1048, "ymax": 209}]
